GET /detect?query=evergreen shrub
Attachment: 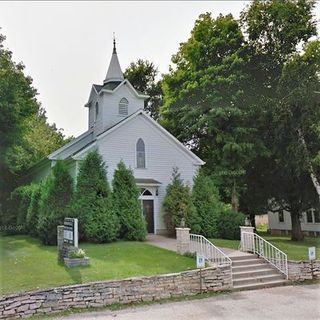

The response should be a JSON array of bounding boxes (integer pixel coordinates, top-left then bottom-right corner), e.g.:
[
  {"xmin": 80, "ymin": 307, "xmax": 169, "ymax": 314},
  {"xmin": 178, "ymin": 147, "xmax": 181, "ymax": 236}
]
[
  {"xmin": 112, "ymin": 161, "xmax": 146, "ymax": 241},
  {"xmin": 71, "ymin": 150, "xmax": 119, "ymax": 243},
  {"xmin": 37, "ymin": 160, "xmax": 73, "ymax": 245}
]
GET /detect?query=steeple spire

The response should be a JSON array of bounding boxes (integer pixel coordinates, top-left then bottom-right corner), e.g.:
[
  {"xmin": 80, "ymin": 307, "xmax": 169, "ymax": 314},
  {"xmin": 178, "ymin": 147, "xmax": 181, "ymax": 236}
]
[
  {"xmin": 113, "ymin": 33, "xmax": 117, "ymax": 54},
  {"xmin": 104, "ymin": 35, "xmax": 124, "ymax": 84}
]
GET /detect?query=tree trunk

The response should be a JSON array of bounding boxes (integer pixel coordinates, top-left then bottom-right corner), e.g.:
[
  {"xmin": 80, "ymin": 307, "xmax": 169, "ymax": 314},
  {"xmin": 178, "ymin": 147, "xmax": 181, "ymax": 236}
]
[
  {"xmin": 290, "ymin": 209, "xmax": 304, "ymax": 241},
  {"xmin": 249, "ymin": 213, "xmax": 256, "ymax": 228},
  {"xmin": 298, "ymin": 128, "xmax": 320, "ymax": 201},
  {"xmin": 231, "ymin": 180, "xmax": 239, "ymax": 212}
]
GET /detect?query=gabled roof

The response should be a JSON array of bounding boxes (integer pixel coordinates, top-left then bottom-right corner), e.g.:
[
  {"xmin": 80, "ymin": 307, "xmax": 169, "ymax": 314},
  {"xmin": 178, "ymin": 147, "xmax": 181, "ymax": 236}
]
[
  {"xmin": 48, "ymin": 130, "xmax": 94, "ymax": 160},
  {"xmin": 72, "ymin": 110, "xmax": 205, "ymax": 166}
]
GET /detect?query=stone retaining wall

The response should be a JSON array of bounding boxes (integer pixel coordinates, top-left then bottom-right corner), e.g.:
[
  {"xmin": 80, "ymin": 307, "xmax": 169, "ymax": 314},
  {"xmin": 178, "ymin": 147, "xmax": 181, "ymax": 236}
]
[
  {"xmin": 0, "ymin": 266, "xmax": 231, "ymax": 319},
  {"xmin": 288, "ymin": 260, "xmax": 320, "ymax": 281}
]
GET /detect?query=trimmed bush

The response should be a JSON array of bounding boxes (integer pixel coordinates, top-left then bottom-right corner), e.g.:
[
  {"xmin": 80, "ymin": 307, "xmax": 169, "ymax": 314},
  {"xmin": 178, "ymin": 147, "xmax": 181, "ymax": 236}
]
[
  {"xmin": 10, "ymin": 184, "xmax": 37, "ymax": 233},
  {"xmin": 163, "ymin": 167, "xmax": 201, "ymax": 236},
  {"xmin": 192, "ymin": 171, "xmax": 224, "ymax": 238},
  {"xmin": 26, "ymin": 182, "xmax": 42, "ymax": 237},
  {"xmin": 216, "ymin": 208, "xmax": 245, "ymax": 240},
  {"xmin": 71, "ymin": 150, "xmax": 119, "ymax": 243},
  {"xmin": 112, "ymin": 161, "xmax": 146, "ymax": 241},
  {"xmin": 37, "ymin": 160, "xmax": 73, "ymax": 245}
]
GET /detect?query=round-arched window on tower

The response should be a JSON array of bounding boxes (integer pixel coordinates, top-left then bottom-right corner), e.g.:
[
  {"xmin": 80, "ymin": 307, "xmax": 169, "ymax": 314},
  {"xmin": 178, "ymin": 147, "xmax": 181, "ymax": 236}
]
[
  {"xmin": 136, "ymin": 138, "xmax": 146, "ymax": 168},
  {"xmin": 119, "ymin": 98, "xmax": 129, "ymax": 115}
]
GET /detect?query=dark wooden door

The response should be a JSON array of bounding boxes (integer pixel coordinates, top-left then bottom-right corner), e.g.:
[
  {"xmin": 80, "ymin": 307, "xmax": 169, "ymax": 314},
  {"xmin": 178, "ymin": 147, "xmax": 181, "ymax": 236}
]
[{"xmin": 143, "ymin": 200, "xmax": 154, "ymax": 233}]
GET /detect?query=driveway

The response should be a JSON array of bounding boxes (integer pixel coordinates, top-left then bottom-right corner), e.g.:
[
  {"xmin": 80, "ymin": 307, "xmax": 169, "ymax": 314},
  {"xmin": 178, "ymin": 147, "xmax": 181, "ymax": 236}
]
[{"xmin": 56, "ymin": 284, "xmax": 320, "ymax": 320}]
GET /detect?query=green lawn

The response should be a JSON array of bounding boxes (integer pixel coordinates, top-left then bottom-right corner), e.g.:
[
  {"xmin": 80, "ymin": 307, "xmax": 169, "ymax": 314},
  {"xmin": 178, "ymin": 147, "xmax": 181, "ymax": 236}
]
[
  {"xmin": 209, "ymin": 238, "xmax": 240, "ymax": 251},
  {"xmin": 210, "ymin": 233, "xmax": 320, "ymax": 261},
  {"xmin": 0, "ymin": 235, "xmax": 194, "ymax": 295},
  {"xmin": 256, "ymin": 232, "xmax": 320, "ymax": 261}
]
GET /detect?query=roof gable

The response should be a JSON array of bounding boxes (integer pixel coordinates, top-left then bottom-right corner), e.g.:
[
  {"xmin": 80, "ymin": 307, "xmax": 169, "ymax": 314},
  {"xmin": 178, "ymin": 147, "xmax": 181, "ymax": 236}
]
[{"xmin": 72, "ymin": 110, "xmax": 204, "ymax": 165}]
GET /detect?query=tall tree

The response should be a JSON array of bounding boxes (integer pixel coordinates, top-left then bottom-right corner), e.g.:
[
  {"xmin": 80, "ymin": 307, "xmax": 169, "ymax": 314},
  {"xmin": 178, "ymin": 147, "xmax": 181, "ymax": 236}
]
[
  {"xmin": 0, "ymin": 33, "xmax": 38, "ymax": 214},
  {"xmin": 192, "ymin": 170, "xmax": 223, "ymax": 238},
  {"xmin": 239, "ymin": 0, "xmax": 318, "ymax": 240},
  {"xmin": 162, "ymin": 167, "xmax": 201, "ymax": 235},
  {"xmin": 37, "ymin": 161, "xmax": 73, "ymax": 245},
  {"xmin": 160, "ymin": 13, "xmax": 255, "ymax": 208},
  {"xmin": 124, "ymin": 59, "xmax": 163, "ymax": 120},
  {"xmin": 71, "ymin": 150, "xmax": 119, "ymax": 243},
  {"xmin": 112, "ymin": 161, "xmax": 146, "ymax": 241}
]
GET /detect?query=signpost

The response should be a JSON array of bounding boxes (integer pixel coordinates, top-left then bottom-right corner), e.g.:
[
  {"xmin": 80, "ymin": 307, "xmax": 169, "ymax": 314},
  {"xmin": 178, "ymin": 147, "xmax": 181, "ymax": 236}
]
[
  {"xmin": 308, "ymin": 247, "xmax": 316, "ymax": 279},
  {"xmin": 63, "ymin": 218, "xmax": 78, "ymax": 248},
  {"xmin": 197, "ymin": 253, "xmax": 205, "ymax": 293}
]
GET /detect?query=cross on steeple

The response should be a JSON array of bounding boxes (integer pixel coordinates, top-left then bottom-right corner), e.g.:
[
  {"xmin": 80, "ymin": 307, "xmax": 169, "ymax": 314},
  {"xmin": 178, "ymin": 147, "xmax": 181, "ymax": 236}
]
[{"xmin": 113, "ymin": 32, "xmax": 117, "ymax": 54}]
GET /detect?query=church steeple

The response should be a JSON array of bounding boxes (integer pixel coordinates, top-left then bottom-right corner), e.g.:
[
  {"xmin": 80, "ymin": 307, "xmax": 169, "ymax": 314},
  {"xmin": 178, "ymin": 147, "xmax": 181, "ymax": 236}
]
[{"xmin": 104, "ymin": 36, "xmax": 124, "ymax": 84}]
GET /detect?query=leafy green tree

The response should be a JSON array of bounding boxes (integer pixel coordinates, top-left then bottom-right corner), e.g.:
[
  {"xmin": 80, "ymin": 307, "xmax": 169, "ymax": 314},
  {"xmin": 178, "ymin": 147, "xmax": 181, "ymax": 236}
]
[
  {"xmin": 0, "ymin": 33, "xmax": 39, "ymax": 217},
  {"xmin": 37, "ymin": 161, "xmax": 73, "ymax": 245},
  {"xmin": 26, "ymin": 182, "xmax": 42, "ymax": 237},
  {"xmin": 0, "ymin": 33, "xmax": 71, "ymax": 227},
  {"xmin": 163, "ymin": 168, "xmax": 201, "ymax": 235},
  {"xmin": 9, "ymin": 184, "xmax": 37, "ymax": 234},
  {"xmin": 5, "ymin": 109, "xmax": 72, "ymax": 173},
  {"xmin": 72, "ymin": 150, "xmax": 119, "ymax": 242},
  {"xmin": 160, "ymin": 13, "xmax": 255, "ymax": 209},
  {"xmin": 124, "ymin": 59, "xmax": 163, "ymax": 119},
  {"xmin": 192, "ymin": 170, "xmax": 224, "ymax": 238},
  {"xmin": 239, "ymin": 0, "xmax": 318, "ymax": 240},
  {"xmin": 216, "ymin": 208, "xmax": 245, "ymax": 240},
  {"xmin": 112, "ymin": 161, "xmax": 146, "ymax": 241}
]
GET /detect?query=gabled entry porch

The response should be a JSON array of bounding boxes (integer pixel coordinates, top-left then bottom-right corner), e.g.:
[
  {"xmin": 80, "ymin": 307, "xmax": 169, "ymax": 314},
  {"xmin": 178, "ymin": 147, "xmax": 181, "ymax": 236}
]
[{"xmin": 136, "ymin": 178, "xmax": 161, "ymax": 234}]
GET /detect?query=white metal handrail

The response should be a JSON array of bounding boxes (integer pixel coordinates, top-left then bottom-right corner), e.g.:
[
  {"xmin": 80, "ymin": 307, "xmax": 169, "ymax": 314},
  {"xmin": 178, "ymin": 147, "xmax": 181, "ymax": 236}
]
[
  {"xmin": 189, "ymin": 234, "xmax": 232, "ymax": 267},
  {"xmin": 241, "ymin": 232, "xmax": 288, "ymax": 278}
]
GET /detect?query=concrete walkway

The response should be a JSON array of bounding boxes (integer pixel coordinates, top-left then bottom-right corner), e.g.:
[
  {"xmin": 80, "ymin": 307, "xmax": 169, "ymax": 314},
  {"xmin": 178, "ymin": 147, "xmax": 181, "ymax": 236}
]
[
  {"xmin": 57, "ymin": 284, "xmax": 320, "ymax": 320},
  {"xmin": 145, "ymin": 234, "xmax": 177, "ymax": 251},
  {"xmin": 145, "ymin": 234, "xmax": 249, "ymax": 258}
]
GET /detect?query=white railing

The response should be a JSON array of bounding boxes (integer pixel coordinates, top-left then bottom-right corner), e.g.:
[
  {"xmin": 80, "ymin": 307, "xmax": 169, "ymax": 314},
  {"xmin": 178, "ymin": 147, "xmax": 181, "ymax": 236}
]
[
  {"xmin": 189, "ymin": 234, "xmax": 232, "ymax": 267},
  {"xmin": 241, "ymin": 232, "xmax": 288, "ymax": 278}
]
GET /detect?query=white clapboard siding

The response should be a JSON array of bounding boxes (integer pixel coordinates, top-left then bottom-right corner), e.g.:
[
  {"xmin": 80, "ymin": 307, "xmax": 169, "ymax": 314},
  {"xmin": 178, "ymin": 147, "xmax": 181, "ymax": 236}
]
[{"xmin": 97, "ymin": 114, "xmax": 201, "ymax": 233}]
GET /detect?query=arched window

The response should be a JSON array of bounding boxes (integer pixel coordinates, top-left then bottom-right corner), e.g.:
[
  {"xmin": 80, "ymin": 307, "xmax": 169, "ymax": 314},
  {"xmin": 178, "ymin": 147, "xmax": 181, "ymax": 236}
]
[
  {"xmin": 119, "ymin": 98, "xmax": 129, "ymax": 115},
  {"xmin": 95, "ymin": 102, "xmax": 99, "ymax": 120},
  {"xmin": 140, "ymin": 188, "xmax": 152, "ymax": 196},
  {"xmin": 136, "ymin": 138, "xmax": 145, "ymax": 168}
]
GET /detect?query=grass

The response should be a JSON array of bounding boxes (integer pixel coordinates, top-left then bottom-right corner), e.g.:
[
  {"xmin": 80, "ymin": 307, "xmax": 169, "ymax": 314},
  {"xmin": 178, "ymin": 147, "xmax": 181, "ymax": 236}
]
[
  {"xmin": 0, "ymin": 234, "xmax": 194, "ymax": 295},
  {"xmin": 209, "ymin": 238, "xmax": 240, "ymax": 251},
  {"xmin": 210, "ymin": 231, "xmax": 320, "ymax": 261},
  {"xmin": 256, "ymin": 232, "xmax": 320, "ymax": 261}
]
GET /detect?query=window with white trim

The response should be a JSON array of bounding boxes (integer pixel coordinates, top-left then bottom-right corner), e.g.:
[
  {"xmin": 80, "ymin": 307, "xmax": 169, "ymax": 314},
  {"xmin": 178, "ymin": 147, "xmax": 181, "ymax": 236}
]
[
  {"xmin": 306, "ymin": 210, "xmax": 313, "ymax": 223},
  {"xmin": 278, "ymin": 210, "xmax": 284, "ymax": 223},
  {"xmin": 136, "ymin": 138, "xmax": 146, "ymax": 168},
  {"xmin": 119, "ymin": 98, "xmax": 129, "ymax": 115}
]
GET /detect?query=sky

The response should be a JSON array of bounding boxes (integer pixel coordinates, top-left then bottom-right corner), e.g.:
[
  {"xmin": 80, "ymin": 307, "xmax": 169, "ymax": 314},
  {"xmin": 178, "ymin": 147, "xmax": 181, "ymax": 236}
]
[{"xmin": 0, "ymin": 1, "xmax": 319, "ymax": 137}]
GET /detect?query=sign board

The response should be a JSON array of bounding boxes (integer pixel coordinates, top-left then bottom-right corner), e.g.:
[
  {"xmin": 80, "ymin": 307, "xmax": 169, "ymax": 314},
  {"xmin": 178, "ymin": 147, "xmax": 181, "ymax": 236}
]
[
  {"xmin": 308, "ymin": 247, "xmax": 316, "ymax": 260},
  {"xmin": 196, "ymin": 253, "xmax": 205, "ymax": 269},
  {"xmin": 63, "ymin": 218, "xmax": 78, "ymax": 248}
]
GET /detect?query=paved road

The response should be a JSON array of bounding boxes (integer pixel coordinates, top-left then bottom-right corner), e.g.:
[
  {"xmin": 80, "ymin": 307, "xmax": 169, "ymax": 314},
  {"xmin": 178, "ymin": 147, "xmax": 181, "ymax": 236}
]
[{"xmin": 56, "ymin": 284, "xmax": 320, "ymax": 320}]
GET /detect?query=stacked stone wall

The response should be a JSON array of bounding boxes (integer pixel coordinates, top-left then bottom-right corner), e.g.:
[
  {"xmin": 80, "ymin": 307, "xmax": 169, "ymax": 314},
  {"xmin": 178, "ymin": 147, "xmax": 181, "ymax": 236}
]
[
  {"xmin": 288, "ymin": 260, "xmax": 320, "ymax": 281},
  {"xmin": 0, "ymin": 266, "xmax": 232, "ymax": 319}
]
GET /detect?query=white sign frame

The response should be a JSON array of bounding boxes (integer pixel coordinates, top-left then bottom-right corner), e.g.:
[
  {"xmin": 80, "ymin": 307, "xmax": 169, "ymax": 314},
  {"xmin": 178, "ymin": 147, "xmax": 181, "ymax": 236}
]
[
  {"xmin": 308, "ymin": 247, "xmax": 316, "ymax": 261},
  {"xmin": 196, "ymin": 254, "xmax": 205, "ymax": 269}
]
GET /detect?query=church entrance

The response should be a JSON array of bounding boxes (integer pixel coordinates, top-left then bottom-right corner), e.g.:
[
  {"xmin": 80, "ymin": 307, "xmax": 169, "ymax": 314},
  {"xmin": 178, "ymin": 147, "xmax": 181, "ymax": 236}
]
[
  {"xmin": 142, "ymin": 200, "xmax": 154, "ymax": 234},
  {"xmin": 139, "ymin": 187, "xmax": 156, "ymax": 234}
]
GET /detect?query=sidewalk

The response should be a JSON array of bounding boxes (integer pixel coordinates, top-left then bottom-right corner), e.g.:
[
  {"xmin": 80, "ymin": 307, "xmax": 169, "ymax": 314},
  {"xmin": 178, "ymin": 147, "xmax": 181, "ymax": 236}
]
[{"xmin": 145, "ymin": 234, "xmax": 249, "ymax": 258}]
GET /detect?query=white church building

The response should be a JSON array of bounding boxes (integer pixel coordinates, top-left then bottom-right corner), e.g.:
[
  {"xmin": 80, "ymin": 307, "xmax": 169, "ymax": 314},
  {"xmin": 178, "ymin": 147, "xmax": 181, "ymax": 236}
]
[{"xmin": 27, "ymin": 41, "xmax": 204, "ymax": 235}]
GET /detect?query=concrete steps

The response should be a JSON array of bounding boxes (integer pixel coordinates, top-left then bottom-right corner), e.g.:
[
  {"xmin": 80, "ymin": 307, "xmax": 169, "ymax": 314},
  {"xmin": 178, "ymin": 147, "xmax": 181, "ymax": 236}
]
[{"xmin": 230, "ymin": 254, "xmax": 288, "ymax": 291}]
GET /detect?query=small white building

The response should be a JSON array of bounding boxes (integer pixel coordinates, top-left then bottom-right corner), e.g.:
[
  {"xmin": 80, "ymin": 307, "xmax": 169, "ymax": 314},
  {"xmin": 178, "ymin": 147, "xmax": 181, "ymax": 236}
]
[
  {"xmin": 27, "ymin": 41, "xmax": 204, "ymax": 235},
  {"xmin": 268, "ymin": 209, "xmax": 320, "ymax": 237}
]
